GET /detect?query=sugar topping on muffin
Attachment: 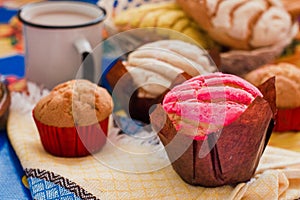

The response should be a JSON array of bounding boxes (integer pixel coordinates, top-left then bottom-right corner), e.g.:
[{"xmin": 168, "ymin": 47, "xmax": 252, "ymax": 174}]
[{"xmin": 162, "ymin": 72, "xmax": 262, "ymax": 139}]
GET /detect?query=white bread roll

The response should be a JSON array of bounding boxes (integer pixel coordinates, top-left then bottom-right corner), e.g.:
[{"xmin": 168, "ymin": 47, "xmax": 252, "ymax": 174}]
[
  {"xmin": 177, "ymin": 0, "xmax": 295, "ymax": 50},
  {"xmin": 125, "ymin": 40, "xmax": 217, "ymax": 98}
]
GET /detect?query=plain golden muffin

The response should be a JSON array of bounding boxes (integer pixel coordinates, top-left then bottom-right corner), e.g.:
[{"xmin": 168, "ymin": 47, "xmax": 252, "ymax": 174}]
[
  {"xmin": 33, "ymin": 79, "xmax": 113, "ymax": 127},
  {"xmin": 33, "ymin": 79, "xmax": 113, "ymax": 157}
]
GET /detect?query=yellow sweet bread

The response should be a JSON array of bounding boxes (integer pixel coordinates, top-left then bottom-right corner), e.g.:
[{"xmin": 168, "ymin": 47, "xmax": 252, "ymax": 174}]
[
  {"xmin": 245, "ymin": 62, "xmax": 300, "ymax": 132},
  {"xmin": 245, "ymin": 62, "xmax": 300, "ymax": 108},
  {"xmin": 113, "ymin": 2, "xmax": 216, "ymax": 49}
]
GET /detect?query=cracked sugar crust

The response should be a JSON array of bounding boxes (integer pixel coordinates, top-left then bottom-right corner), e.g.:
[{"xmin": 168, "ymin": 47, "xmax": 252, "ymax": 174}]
[
  {"xmin": 33, "ymin": 79, "xmax": 113, "ymax": 127},
  {"xmin": 177, "ymin": 0, "xmax": 294, "ymax": 50},
  {"xmin": 162, "ymin": 72, "xmax": 262, "ymax": 138}
]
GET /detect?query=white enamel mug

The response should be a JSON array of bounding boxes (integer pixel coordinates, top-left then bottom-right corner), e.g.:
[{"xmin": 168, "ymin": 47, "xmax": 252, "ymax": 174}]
[{"xmin": 18, "ymin": 1, "xmax": 106, "ymax": 89}]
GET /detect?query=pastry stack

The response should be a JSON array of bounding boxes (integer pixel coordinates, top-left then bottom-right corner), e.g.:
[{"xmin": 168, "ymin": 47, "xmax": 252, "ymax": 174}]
[
  {"xmin": 110, "ymin": 0, "xmax": 299, "ymax": 75},
  {"xmin": 176, "ymin": 0, "xmax": 299, "ymax": 75}
]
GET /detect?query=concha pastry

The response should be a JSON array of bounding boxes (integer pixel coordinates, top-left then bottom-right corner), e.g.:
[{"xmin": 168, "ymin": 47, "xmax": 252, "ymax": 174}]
[
  {"xmin": 125, "ymin": 39, "xmax": 217, "ymax": 98},
  {"xmin": 104, "ymin": 39, "xmax": 217, "ymax": 123},
  {"xmin": 176, "ymin": 0, "xmax": 296, "ymax": 50},
  {"xmin": 113, "ymin": 2, "xmax": 216, "ymax": 49}
]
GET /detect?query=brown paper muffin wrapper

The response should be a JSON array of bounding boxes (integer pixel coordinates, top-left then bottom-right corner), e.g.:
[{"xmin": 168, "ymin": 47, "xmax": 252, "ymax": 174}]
[
  {"xmin": 149, "ymin": 78, "xmax": 276, "ymax": 187},
  {"xmin": 33, "ymin": 113, "xmax": 109, "ymax": 157},
  {"xmin": 274, "ymin": 107, "xmax": 300, "ymax": 132}
]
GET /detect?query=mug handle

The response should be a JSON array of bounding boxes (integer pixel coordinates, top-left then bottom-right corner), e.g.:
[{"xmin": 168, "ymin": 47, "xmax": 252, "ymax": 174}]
[{"xmin": 74, "ymin": 38, "xmax": 95, "ymax": 82}]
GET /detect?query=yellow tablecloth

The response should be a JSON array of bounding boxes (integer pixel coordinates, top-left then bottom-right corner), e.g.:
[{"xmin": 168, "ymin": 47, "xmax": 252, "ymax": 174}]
[
  {"xmin": 270, "ymin": 132, "xmax": 300, "ymax": 152},
  {"xmin": 6, "ymin": 82, "xmax": 300, "ymax": 200}
]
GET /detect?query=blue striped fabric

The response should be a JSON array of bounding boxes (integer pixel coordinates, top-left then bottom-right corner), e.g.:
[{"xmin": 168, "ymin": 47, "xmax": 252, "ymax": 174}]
[{"xmin": 27, "ymin": 178, "xmax": 81, "ymax": 200}]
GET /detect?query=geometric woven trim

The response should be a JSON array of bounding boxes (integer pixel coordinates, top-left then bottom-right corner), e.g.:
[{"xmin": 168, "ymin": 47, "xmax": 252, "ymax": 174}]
[{"xmin": 25, "ymin": 168, "xmax": 100, "ymax": 200}]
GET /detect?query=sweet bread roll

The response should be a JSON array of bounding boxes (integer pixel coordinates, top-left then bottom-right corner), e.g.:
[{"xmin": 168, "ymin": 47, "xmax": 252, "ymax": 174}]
[
  {"xmin": 113, "ymin": 2, "xmax": 216, "ymax": 49},
  {"xmin": 177, "ymin": 0, "xmax": 295, "ymax": 50},
  {"xmin": 245, "ymin": 62, "xmax": 300, "ymax": 108},
  {"xmin": 125, "ymin": 40, "xmax": 217, "ymax": 98},
  {"xmin": 245, "ymin": 62, "xmax": 300, "ymax": 131}
]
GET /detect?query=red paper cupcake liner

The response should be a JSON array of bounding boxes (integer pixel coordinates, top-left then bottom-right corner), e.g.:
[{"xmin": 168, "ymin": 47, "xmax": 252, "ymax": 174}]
[
  {"xmin": 33, "ymin": 114, "xmax": 109, "ymax": 157},
  {"xmin": 274, "ymin": 107, "xmax": 300, "ymax": 132}
]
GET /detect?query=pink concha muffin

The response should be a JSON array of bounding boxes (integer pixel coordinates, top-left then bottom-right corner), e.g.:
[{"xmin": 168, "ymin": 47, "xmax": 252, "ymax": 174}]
[
  {"xmin": 33, "ymin": 79, "xmax": 113, "ymax": 157},
  {"xmin": 150, "ymin": 72, "xmax": 275, "ymax": 187}
]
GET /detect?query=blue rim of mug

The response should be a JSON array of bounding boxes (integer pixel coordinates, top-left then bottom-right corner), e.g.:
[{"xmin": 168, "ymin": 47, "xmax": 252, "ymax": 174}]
[{"xmin": 17, "ymin": 1, "xmax": 106, "ymax": 29}]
